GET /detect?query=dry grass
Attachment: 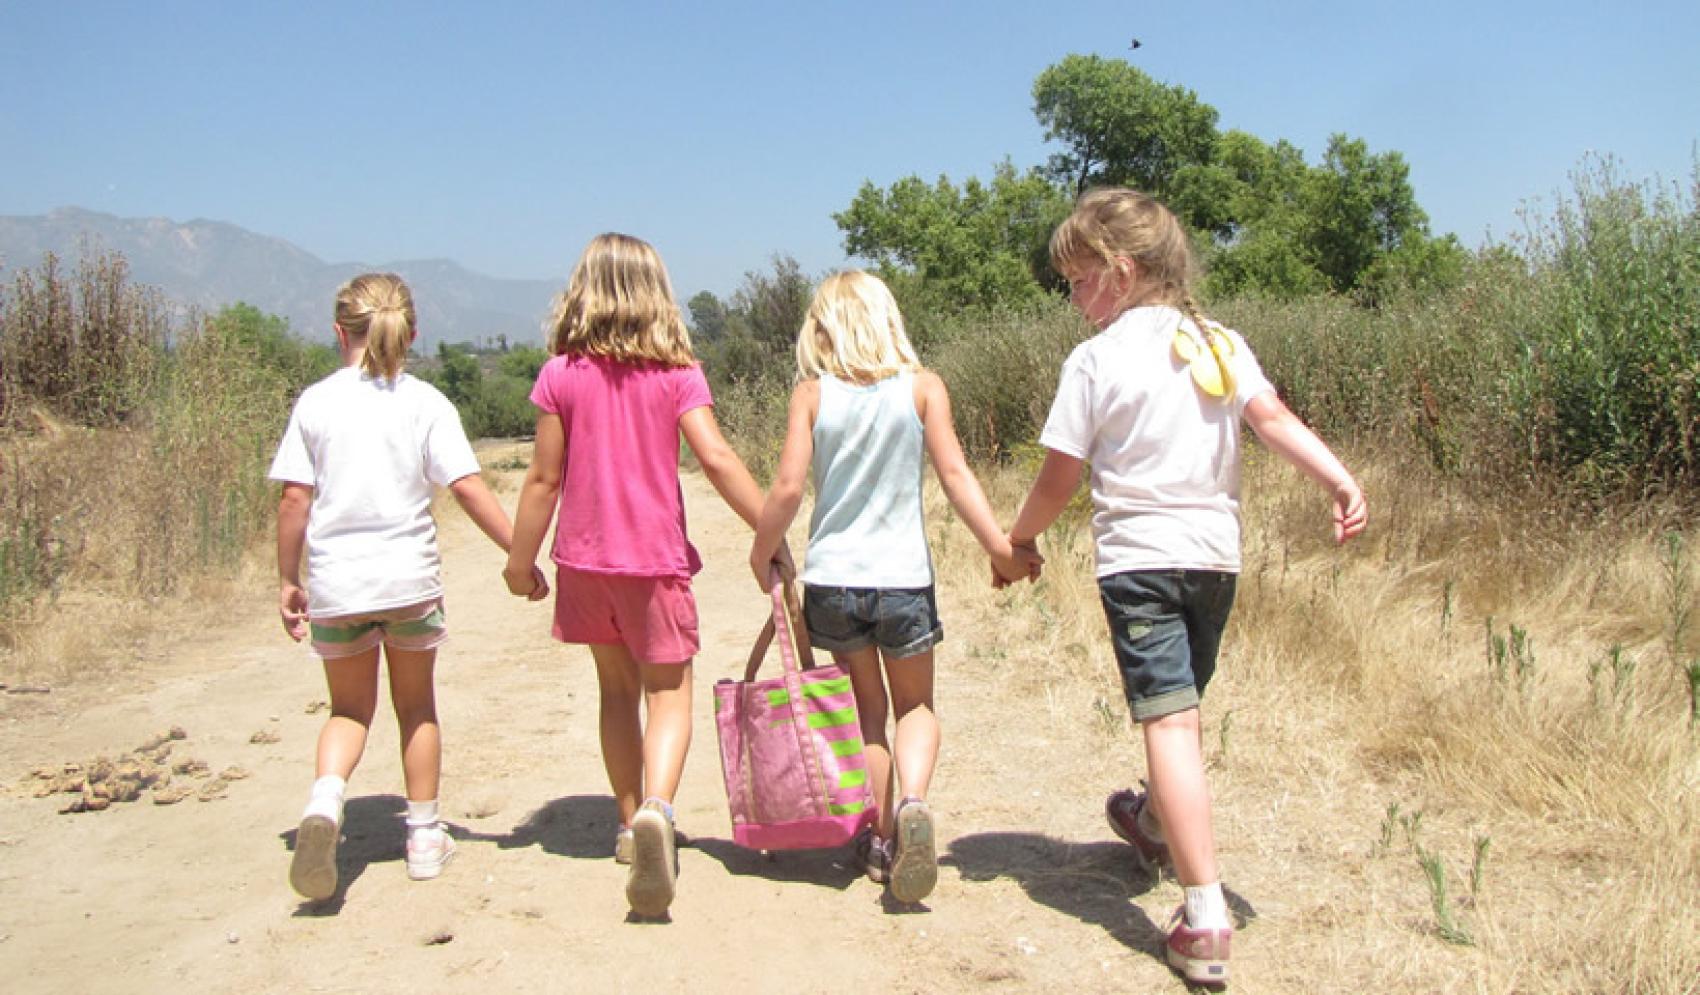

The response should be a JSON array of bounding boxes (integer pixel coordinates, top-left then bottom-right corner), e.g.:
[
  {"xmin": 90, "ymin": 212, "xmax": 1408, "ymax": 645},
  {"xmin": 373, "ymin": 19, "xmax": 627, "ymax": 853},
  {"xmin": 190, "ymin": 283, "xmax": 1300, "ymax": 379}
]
[{"xmin": 932, "ymin": 446, "xmax": 1700, "ymax": 994}]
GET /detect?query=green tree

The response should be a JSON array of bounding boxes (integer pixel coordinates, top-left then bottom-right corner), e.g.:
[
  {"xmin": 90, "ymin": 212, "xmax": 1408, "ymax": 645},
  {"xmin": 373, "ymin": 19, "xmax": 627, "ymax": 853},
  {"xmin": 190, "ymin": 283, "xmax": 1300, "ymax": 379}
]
[
  {"xmin": 686, "ymin": 291, "xmax": 729, "ymax": 346},
  {"xmin": 729, "ymin": 255, "xmax": 813, "ymax": 359},
  {"xmin": 206, "ymin": 302, "xmax": 338, "ymax": 389},
  {"xmin": 835, "ymin": 161, "xmax": 1070, "ymax": 317},
  {"xmin": 427, "ymin": 342, "xmax": 483, "ymax": 408},
  {"xmin": 1032, "ymin": 54, "xmax": 1218, "ymax": 198},
  {"xmin": 497, "ymin": 345, "xmax": 548, "ymax": 383},
  {"xmin": 1301, "ymin": 135, "xmax": 1433, "ymax": 294}
]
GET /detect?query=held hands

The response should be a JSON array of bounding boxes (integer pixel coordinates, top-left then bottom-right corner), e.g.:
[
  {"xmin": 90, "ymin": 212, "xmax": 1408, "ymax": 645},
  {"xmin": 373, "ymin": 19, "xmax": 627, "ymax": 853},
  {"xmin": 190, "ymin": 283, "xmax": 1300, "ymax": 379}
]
[
  {"xmin": 990, "ymin": 536, "xmax": 1044, "ymax": 589},
  {"xmin": 749, "ymin": 539, "xmax": 797, "ymax": 591},
  {"xmin": 502, "ymin": 562, "xmax": 551, "ymax": 601},
  {"xmin": 1331, "ymin": 478, "xmax": 1368, "ymax": 544},
  {"xmin": 279, "ymin": 581, "xmax": 309, "ymax": 642}
]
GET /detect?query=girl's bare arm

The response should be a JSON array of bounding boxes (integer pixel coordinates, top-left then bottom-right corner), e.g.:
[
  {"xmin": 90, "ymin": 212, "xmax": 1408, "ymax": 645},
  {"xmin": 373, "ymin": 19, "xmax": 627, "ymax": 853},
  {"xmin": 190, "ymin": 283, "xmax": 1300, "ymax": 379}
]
[
  {"xmin": 748, "ymin": 380, "xmax": 816, "ymax": 588},
  {"xmin": 502, "ymin": 412, "xmax": 565, "ymax": 597},
  {"xmin": 1243, "ymin": 392, "xmax": 1367, "ymax": 543},
  {"xmin": 1008, "ymin": 448, "xmax": 1086, "ymax": 546},
  {"xmin": 276, "ymin": 483, "xmax": 312, "ymax": 640},
  {"xmin": 916, "ymin": 370, "xmax": 1030, "ymax": 582}
]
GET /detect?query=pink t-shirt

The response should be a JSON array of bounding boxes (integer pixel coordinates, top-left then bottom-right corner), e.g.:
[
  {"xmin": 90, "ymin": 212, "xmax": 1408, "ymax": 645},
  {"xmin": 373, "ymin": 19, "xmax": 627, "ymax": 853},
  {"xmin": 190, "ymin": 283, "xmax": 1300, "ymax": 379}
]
[{"xmin": 530, "ymin": 353, "xmax": 712, "ymax": 578}]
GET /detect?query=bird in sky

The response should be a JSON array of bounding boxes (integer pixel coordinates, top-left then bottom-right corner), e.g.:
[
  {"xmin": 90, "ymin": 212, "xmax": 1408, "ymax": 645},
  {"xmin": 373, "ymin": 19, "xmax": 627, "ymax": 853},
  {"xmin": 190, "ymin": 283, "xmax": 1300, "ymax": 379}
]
[{"xmin": 1130, "ymin": 37, "xmax": 1142, "ymax": 49}]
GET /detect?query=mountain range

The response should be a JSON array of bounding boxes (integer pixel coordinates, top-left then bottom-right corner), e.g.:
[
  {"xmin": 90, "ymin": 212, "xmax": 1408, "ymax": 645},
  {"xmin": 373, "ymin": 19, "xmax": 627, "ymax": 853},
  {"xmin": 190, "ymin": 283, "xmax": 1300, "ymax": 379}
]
[{"xmin": 0, "ymin": 207, "xmax": 560, "ymax": 349}]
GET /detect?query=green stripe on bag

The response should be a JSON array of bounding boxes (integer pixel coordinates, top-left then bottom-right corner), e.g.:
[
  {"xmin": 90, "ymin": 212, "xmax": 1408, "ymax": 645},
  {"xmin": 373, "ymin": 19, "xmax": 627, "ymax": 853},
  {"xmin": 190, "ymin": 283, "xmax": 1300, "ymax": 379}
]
[
  {"xmin": 828, "ymin": 800, "xmax": 870, "ymax": 815},
  {"xmin": 801, "ymin": 677, "xmax": 851, "ymax": 697},
  {"xmin": 807, "ymin": 708, "xmax": 857, "ymax": 729},
  {"xmin": 837, "ymin": 769, "xmax": 868, "ymax": 788},
  {"xmin": 766, "ymin": 689, "xmax": 791, "ymax": 708},
  {"xmin": 829, "ymin": 738, "xmax": 863, "ymax": 757}
]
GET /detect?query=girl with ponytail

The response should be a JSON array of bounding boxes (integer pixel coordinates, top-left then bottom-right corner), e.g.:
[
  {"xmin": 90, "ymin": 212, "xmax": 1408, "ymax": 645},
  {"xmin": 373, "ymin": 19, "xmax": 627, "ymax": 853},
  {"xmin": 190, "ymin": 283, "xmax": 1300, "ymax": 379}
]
[{"xmin": 269, "ymin": 273, "xmax": 548, "ymax": 902}]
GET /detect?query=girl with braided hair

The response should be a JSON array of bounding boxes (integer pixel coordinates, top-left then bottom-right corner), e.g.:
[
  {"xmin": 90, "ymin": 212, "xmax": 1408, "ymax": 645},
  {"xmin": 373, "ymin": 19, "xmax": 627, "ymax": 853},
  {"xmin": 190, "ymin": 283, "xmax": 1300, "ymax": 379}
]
[{"xmin": 1003, "ymin": 188, "xmax": 1367, "ymax": 986}]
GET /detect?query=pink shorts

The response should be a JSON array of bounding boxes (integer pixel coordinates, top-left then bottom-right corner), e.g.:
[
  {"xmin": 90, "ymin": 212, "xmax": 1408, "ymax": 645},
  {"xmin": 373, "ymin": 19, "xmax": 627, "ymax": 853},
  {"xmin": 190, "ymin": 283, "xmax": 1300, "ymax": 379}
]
[
  {"xmin": 552, "ymin": 567, "xmax": 699, "ymax": 664},
  {"xmin": 309, "ymin": 598, "xmax": 447, "ymax": 661}
]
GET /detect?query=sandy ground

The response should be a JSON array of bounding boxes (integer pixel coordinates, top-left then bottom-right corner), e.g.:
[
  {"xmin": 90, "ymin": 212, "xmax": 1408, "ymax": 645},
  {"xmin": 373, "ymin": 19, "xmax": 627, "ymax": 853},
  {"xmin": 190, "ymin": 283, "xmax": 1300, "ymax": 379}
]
[{"xmin": 0, "ymin": 464, "xmax": 1270, "ymax": 995}]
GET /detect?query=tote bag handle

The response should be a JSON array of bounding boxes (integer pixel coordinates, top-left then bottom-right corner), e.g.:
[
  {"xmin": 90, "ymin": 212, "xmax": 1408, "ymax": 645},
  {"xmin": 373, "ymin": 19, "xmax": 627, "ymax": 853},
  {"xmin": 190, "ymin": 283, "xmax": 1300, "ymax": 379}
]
[{"xmin": 742, "ymin": 570, "xmax": 814, "ymax": 682}]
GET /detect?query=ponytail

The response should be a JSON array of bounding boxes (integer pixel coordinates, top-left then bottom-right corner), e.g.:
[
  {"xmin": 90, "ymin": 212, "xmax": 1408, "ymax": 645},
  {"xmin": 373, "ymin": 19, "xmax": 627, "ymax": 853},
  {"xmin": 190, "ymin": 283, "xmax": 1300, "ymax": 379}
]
[
  {"xmin": 333, "ymin": 273, "xmax": 416, "ymax": 381},
  {"xmin": 361, "ymin": 307, "xmax": 412, "ymax": 380}
]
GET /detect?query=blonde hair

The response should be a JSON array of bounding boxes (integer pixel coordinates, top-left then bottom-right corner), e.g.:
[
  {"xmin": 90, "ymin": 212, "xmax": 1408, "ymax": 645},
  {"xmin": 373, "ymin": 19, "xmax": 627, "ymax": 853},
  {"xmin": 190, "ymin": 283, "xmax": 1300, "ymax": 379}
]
[
  {"xmin": 334, "ymin": 272, "xmax": 415, "ymax": 380},
  {"xmin": 546, "ymin": 233, "xmax": 694, "ymax": 366},
  {"xmin": 1049, "ymin": 187, "xmax": 1212, "ymax": 331},
  {"xmin": 795, "ymin": 271, "xmax": 921, "ymax": 382}
]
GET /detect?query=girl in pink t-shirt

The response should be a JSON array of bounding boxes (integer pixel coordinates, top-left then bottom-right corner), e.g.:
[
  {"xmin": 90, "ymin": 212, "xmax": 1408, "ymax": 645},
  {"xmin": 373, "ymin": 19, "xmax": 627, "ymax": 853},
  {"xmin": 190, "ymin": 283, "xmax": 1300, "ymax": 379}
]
[{"xmin": 503, "ymin": 233, "xmax": 788, "ymax": 918}]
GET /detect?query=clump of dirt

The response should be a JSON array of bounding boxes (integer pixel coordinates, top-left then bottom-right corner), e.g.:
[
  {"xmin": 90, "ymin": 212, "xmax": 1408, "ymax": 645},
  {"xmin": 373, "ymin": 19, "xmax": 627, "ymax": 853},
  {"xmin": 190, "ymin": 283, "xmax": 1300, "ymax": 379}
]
[{"xmin": 14, "ymin": 725, "xmax": 246, "ymax": 813}]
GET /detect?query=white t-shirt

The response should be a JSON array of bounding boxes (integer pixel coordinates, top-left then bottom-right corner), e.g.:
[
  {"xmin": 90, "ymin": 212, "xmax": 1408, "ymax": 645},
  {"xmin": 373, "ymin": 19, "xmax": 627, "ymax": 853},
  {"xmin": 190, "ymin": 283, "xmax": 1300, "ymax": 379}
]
[
  {"xmin": 1038, "ymin": 306, "xmax": 1275, "ymax": 577},
  {"xmin": 268, "ymin": 367, "xmax": 480, "ymax": 617}
]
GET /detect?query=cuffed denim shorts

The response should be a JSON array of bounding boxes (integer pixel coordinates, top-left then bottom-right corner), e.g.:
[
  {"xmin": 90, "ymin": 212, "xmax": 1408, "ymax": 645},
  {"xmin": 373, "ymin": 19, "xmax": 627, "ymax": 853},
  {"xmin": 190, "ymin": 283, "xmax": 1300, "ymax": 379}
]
[
  {"xmin": 802, "ymin": 584, "xmax": 943, "ymax": 659},
  {"xmin": 1098, "ymin": 570, "xmax": 1237, "ymax": 721}
]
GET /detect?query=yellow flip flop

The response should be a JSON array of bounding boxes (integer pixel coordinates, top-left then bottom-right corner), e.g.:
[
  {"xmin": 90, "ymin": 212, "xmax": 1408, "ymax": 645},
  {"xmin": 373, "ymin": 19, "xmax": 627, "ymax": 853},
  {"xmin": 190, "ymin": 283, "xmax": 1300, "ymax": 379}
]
[{"xmin": 1172, "ymin": 323, "xmax": 1237, "ymax": 400}]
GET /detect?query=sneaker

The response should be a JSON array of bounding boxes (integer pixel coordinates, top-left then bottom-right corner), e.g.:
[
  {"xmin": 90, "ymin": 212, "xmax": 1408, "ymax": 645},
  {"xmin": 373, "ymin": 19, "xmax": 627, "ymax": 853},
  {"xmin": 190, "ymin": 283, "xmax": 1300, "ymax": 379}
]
[
  {"xmin": 626, "ymin": 799, "xmax": 677, "ymax": 917},
  {"xmin": 888, "ymin": 797, "xmax": 938, "ymax": 904},
  {"xmin": 1106, "ymin": 786, "xmax": 1171, "ymax": 871},
  {"xmin": 289, "ymin": 813, "xmax": 340, "ymax": 901},
  {"xmin": 852, "ymin": 825, "xmax": 890, "ymax": 884},
  {"xmin": 614, "ymin": 827, "xmax": 634, "ymax": 865},
  {"xmin": 1166, "ymin": 907, "xmax": 1231, "ymax": 987},
  {"xmin": 406, "ymin": 825, "xmax": 457, "ymax": 881}
]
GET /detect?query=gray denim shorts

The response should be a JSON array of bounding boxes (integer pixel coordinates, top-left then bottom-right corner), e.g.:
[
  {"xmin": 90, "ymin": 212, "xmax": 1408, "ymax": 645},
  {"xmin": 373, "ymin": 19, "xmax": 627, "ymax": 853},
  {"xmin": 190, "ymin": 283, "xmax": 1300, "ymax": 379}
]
[
  {"xmin": 802, "ymin": 584, "xmax": 943, "ymax": 659},
  {"xmin": 1099, "ymin": 570, "xmax": 1237, "ymax": 722}
]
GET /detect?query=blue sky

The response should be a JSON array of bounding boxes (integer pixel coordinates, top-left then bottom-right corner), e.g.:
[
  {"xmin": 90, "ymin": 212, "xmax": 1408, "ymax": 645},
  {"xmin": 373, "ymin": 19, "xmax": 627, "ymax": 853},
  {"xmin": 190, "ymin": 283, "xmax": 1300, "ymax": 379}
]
[{"xmin": 3, "ymin": 1, "xmax": 1696, "ymax": 302}]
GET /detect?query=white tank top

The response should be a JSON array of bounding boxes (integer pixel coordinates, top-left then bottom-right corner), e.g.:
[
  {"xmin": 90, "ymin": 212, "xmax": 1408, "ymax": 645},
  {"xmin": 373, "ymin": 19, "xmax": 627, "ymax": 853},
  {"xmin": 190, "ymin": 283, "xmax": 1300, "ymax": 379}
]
[{"xmin": 803, "ymin": 371, "xmax": 933, "ymax": 588}]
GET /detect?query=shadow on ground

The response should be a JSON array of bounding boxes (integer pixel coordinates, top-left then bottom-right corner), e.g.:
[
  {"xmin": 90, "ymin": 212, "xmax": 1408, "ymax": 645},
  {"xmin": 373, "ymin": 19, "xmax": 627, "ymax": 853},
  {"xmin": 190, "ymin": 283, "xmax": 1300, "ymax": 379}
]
[
  {"xmin": 947, "ymin": 829, "xmax": 1259, "ymax": 984},
  {"xmin": 690, "ymin": 836, "xmax": 860, "ymax": 892},
  {"xmin": 947, "ymin": 831, "xmax": 1167, "ymax": 957},
  {"xmin": 457, "ymin": 793, "xmax": 621, "ymax": 859}
]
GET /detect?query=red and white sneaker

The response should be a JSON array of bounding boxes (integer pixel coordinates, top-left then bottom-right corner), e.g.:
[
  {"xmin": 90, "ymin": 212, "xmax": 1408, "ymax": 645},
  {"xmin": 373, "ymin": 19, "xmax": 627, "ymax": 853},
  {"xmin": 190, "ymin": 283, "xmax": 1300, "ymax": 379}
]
[
  {"xmin": 1165, "ymin": 907, "xmax": 1231, "ymax": 988},
  {"xmin": 1105, "ymin": 786, "xmax": 1171, "ymax": 871}
]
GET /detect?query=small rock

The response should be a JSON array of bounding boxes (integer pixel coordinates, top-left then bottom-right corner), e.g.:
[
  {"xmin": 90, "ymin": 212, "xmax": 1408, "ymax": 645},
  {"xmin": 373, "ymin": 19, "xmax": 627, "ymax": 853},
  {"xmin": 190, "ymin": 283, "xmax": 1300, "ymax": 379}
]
[
  {"xmin": 305, "ymin": 701, "xmax": 327, "ymax": 715},
  {"xmin": 196, "ymin": 778, "xmax": 229, "ymax": 802},
  {"xmin": 226, "ymin": 931, "xmax": 239, "ymax": 944},
  {"xmin": 169, "ymin": 726, "xmax": 187, "ymax": 740},
  {"xmin": 423, "ymin": 929, "xmax": 454, "ymax": 946},
  {"xmin": 174, "ymin": 759, "xmax": 211, "ymax": 778},
  {"xmin": 152, "ymin": 786, "xmax": 191, "ymax": 805},
  {"xmin": 249, "ymin": 729, "xmax": 281, "ymax": 745},
  {"xmin": 219, "ymin": 766, "xmax": 251, "ymax": 781}
]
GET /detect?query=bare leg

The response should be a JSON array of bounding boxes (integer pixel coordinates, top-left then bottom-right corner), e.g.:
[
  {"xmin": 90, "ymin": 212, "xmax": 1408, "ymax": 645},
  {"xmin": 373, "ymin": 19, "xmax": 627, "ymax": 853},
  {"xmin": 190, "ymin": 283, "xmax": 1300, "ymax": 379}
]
[
  {"xmin": 590, "ymin": 643, "xmax": 644, "ymax": 827},
  {"xmin": 384, "ymin": 646, "xmax": 440, "ymax": 802},
  {"xmin": 637, "ymin": 659, "xmax": 693, "ymax": 804},
  {"xmin": 315, "ymin": 647, "xmax": 381, "ymax": 781},
  {"xmin": 1142, "ymin": 707, "xmax": 1218, "ymax": 886},
  {"xmin": 883, "ymin": 649, "xmax": 939, "ymax": 805},
  {"xmin": 839, "ymin": 645, "xmax": 893, "ymax": 837}
]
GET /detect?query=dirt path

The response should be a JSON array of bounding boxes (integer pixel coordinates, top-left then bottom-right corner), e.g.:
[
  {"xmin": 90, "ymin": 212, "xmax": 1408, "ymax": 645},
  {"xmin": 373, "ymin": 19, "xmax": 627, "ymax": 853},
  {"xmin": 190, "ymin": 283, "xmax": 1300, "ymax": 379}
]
[{"xmin": 0, "ymin": 463, "xmax": 1273, "ymax": 995}]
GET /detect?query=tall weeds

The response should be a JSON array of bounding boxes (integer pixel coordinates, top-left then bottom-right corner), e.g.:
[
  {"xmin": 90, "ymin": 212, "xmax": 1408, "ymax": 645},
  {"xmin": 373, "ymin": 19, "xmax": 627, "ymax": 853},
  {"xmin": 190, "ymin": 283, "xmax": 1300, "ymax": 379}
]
[{"xmin": 0, "ymin": 254, "xmax": 316, "ymax": 643}]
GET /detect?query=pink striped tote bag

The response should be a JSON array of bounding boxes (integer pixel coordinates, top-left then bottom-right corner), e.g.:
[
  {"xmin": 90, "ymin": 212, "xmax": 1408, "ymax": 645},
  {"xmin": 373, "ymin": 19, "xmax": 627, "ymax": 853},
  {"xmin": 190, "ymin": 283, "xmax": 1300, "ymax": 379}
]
[{"xmin": 713, "ymin": 577, "xmax": 877, "ymax": 851}]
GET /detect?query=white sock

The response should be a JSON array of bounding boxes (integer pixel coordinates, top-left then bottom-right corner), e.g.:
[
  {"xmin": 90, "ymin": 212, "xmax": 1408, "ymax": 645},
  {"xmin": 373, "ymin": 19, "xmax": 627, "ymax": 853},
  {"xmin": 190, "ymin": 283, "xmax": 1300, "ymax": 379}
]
[
  {"xmin": 303, "ymin": 775, "xmax": 346, "ymax": 823},
  {"xmin": 1138, "ymin": 798, "xmax": 1165, "ymax": 842},
  {"xmin": 1184, "ymin": 882, "xmax": 1230, "ymax": 930},
  {"xmin": 406, "ymin": 799, "xmax": 441, "ymax": 835}
]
